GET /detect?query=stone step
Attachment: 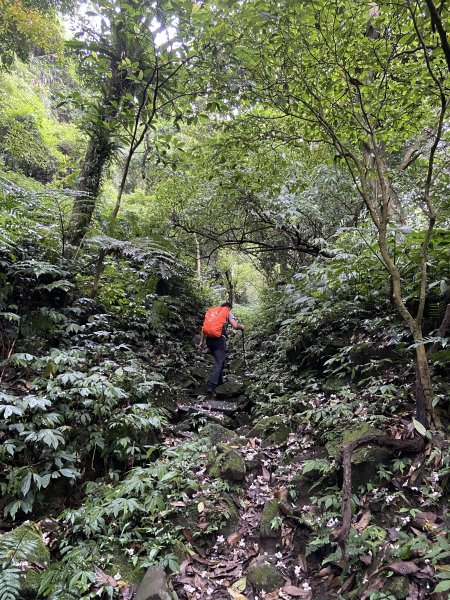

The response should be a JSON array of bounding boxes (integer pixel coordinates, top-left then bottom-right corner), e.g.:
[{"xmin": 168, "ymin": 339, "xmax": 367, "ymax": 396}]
[{"xmin": 200, "ymin": 399, "xmax": 239, "ymax": 414}]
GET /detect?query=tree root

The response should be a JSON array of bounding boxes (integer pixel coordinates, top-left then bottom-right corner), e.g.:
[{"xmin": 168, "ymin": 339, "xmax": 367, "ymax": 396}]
[{"xmin": 330, "ymin": 434, "xmax": 425, "ymax": 557}]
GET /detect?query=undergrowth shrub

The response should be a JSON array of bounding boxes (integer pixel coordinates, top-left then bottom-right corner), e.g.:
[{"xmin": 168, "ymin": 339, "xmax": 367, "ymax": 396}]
[{"xmin": 38, "ymin": 438, "xmax": 235, "ymax": 599}]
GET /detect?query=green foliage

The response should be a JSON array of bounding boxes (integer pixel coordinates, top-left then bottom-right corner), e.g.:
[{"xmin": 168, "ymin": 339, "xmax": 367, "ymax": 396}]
[
  {"xmin": 0, "ymin": 523, "xmax": 49, "ymax": 600},
  {"xmin": 0, "ymin": 177, "xmax": 206, "ymax": 521},
  {"xmin": 39, "ymin": 438, "xmax": 235, "ymax": 598},
  {"xmin": 0, "ymin": 61, "xmax": 83, "ymax": 183}
]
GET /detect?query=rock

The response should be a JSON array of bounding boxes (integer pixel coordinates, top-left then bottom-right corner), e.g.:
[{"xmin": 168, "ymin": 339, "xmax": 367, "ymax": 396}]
[
  {"xmin": 201, "ymin": 399, "xmax": 239, "ymax": 414},
  {"xmin": 266, "ymin": 382, "xmax": 282, "ymax": 394},
  {"xmin": 221, "ymin": 450, "xmax": 246, "ymax": 482},
  {"xmin": 0, "ymin": 522, "xmax": 50, "ymax": 599},
  {"xmin": 107, "ymin": 546, "xmax": 143, "ymax": 586},
  {"xmin": 190, "ymin": 365, "xmax": 210, "ymax": 380},
  {"xmin": 247, "ymin": 556, "xmax": 285, "ymax": 592},
  {"xmin": 208, "ymin": 445, "xmax": 246, "ymax": 482},
  {"xmin": 247, "ymin": 416, "xmax": 290, "ymax": 447},
  {"xmin": 217, "ymin": 493, "xmax": 239, "ymax": 537},
  {"xmin": 135, "ymin": 566, "xmax": 172, "ymax": 600},
  {"xmin": 198, "ymin": 423, "xmax": 236, "ymax": 445},
  {"xmin": 259, "ymin": 499, "xmax": 281, "ymax": 552},
  {"xmin": 215, "ymin": 380, "xmax": 245, "ymax": 397},
  {"xmin": 383, "ymin": 575, "xmax": 410, "ymax": 599},
  {"xmin": 230, "ymin": 357, "xmax": 245, "ymax": 372},
  {"xmin": 325, "ymin": 423, "xmax": 392, "ymax": 489},
  {"xmin": 172, "ymin": 493, "xmax": 238, "ymax": 540}
]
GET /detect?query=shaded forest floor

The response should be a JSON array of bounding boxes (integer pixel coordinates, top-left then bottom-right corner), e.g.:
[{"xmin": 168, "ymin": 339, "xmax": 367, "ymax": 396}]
[{"xmin": 156, "ymin": 340, "xmax": 449, "ymax": 600}]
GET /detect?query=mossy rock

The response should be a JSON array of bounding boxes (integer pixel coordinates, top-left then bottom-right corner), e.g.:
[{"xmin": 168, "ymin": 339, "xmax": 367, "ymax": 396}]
[
  {"xmin": 105, "ymin": 547, "xmax": 143, "ymax": 586},
  {"xmin": 0, "ymin": 522, "xmax": 50, "ymax": 599},
  {"xmin": 325, "ymin": 423, "xmax": 386, "ymax": 460},
  {"xmin": 190, "ymin": 364, "xmax": 210, "ymax": 380},
  {"xmin": 321, "ymin": 378, "xmax": 348, "ymax": 393},
  {"xmin": 259, "ymin": 499, "xmax": 281, "ymax": 551},
  {"xmin": 199, "ymin": 423, "xmax": 236, "ymax": 445},
  {"xmin": 326, "ymin": 423, "xmax": 392, "ymax": 489},
  {"xmin": 247, "ymin": 556, "xmax": 285, "ymax": 592},
  {"xmin": 215, "ymin": 381, "xmax": 245, "ymax": 397},
  {"xmin": 259, "ymin": 499, "xmax": 281, "ymax": 540},
  {"xmin": 384, "ymin": 575, "xmax": 410, "ymax": 599},
  {"xmin": 216, "ymin": 493, "xmax": 239, "ymax": 538},
  {"xmin": 208, "ymin": 444, "xmax": 246, "ymax": 482},
  {"xmin": 230, "ymin": 357, "xmax": 245, "ymax": 372},
  {"xmin": 266, "ymin": 382, "xmax": 282, "ymax": 395},
  {"xmin": 173, "ymin": 493, "xmax": 238, "ymax": 541},
  {"xmin": 247, "ymin": 416, "xmax": 290, "ymax": 447}
]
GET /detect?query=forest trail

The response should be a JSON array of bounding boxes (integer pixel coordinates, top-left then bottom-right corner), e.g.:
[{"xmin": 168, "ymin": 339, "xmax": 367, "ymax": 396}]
[{"xmin": 157, "ymin": 341, "xmax": 335, "ymax": 600}]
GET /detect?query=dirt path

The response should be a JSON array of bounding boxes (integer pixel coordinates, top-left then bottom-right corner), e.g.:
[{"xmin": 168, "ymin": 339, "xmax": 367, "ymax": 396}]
[{"xmin": 166, "ymin": 345, "xmax": 336, "ymax": 600}]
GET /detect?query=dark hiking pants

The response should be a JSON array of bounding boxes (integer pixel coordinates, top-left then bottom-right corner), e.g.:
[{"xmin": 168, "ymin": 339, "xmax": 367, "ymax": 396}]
[{"xmin": 206, "ymin": 336, "xmax": 226, "ymax": 392}]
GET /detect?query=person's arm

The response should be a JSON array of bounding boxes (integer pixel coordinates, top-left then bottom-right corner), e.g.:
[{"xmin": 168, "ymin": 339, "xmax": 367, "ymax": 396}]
[
  {"xmin": 229, "ymin": 317, "xmax": 245, "ymax": 331},
  {"xmin": 198, "ymin": 330, "xmax": 206, "ymax": 349}
]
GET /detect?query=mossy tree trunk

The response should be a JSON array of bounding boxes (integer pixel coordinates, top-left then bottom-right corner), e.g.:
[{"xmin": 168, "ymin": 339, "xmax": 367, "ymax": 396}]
[{"xmin": 65, "ymin": 133, "xmax": 113, "ymax": 258}]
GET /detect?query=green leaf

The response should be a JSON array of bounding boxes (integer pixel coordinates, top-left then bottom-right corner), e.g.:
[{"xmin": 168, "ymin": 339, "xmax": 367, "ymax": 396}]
[
  {"xmin": 435, "ymin": 580, "xmax": 450, "ymax": 593},
  {"xmin": 412, "ymin": 418, "xmax": 427, "ymax": 437},
  {"xmin": 21, "ymin": 472, "xmax": 32, "ymax": 496}
]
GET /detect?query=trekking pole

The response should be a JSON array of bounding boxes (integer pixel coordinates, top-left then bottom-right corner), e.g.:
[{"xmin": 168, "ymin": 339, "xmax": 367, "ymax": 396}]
[{"xmin": 241, "ymin": 330, "xmax": 247, "ymax": 368}]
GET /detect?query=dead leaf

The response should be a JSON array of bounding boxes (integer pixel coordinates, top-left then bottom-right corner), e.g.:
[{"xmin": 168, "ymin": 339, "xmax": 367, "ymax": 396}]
[
  {"xmin": 183, "ymin": 528, "xmax": 194, "ymax": 543},
  {"xmin": 261, "ymin": 465, "xmax": 271, "ymax": 481},
  {"xmin": 282, "ymin": 584, "xmax": 309, "ymax": 596},
  {"xmin": 93, "ymin": 564, "xmax": 118, "ymax": 587},
  {"xmin": 338, "ymin": 573, "xmax": 355, "ymax": 594},
  {"xmin": 170, "ymin": 501, "xmax": 186, "ymax": 507},
  {"xmin": 297, "ymin": 553, "xmax": 308, "ymax": 573},
  {"xmin": 386, "ymin": 561, "xmax": 419, "ymax": 576},
  {"xmin": 197, "ymin": 501, "xmax": 205, "ymax": 513},
  {"xmin": 228, "ymin": 590, "xmax": 247, "ymax": 600},
  {"xmin": 227, "ymin": 532, "xmax": 243, "ymax": 546},
  {"xmin": 355, "ymin": 510, "xmax": 372, "ymax": 531},
  {"xmin": 118, "ymin": 585, "xmax": 134, "ymax": 600}
]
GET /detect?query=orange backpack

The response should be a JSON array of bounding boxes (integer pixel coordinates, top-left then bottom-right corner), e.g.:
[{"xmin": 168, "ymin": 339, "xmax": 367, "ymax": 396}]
[{"xmin": 202, "ymin": 306, "xmax": 230, "ymax": 338}]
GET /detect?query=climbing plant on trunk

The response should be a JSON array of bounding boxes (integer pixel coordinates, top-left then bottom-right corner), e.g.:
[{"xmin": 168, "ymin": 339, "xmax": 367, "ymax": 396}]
[{"xmin": 65, "ymin": 0, "xmax": 202, "ymax": 257}]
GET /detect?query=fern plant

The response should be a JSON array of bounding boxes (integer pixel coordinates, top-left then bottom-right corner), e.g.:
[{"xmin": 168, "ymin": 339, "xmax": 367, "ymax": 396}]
[{"xmin": 0, "ymin": 522, "xmax": 49, "ymax": 600}]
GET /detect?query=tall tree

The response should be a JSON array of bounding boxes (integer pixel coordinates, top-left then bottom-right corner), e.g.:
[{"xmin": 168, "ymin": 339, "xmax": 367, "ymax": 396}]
[
  {"xmin": 0, "ymin": 0, "xmax": 70, "ymax": 69},
  {"xmin": 65, "ymin": 0, "xmax": 202, "ymax": 256},
  {"xmin": 199, "ymin": 0, "xmax": 450, "ymax": 428}
]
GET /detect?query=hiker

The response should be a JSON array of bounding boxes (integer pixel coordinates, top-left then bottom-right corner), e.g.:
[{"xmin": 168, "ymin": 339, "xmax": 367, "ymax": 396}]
[{"xmin": 198, "ymin": 302, "xmax": 245, "ymax": 396}]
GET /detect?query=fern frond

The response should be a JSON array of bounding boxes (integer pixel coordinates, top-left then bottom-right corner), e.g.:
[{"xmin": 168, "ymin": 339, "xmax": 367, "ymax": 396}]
[
  {"xmin": 429, "ymin": 299, "xmax": 448, "ymax": 321},
  {"xmin": 88, "ymin": 234, "xmax": 181, "ymax": 278},
  {"xmin": 0, "ymin": 567, "xmax": 21, "ymax": 600}
]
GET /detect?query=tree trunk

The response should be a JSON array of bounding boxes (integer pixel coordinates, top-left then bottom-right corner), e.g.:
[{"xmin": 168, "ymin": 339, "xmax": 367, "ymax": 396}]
[
  {"xmin": 377, "ymin": 228, "xmax": 440, "ymax": 430},
  {"xmin": 224, "ymin": 270, "xmax": 234, "ymax": 306},
  {"xmin": 195, "ymin": 234, "xmax": 201, "ymax": 277},
  {"xmin": 65, "ymin": 132, "xmax": 113, "ymax": 258}
]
